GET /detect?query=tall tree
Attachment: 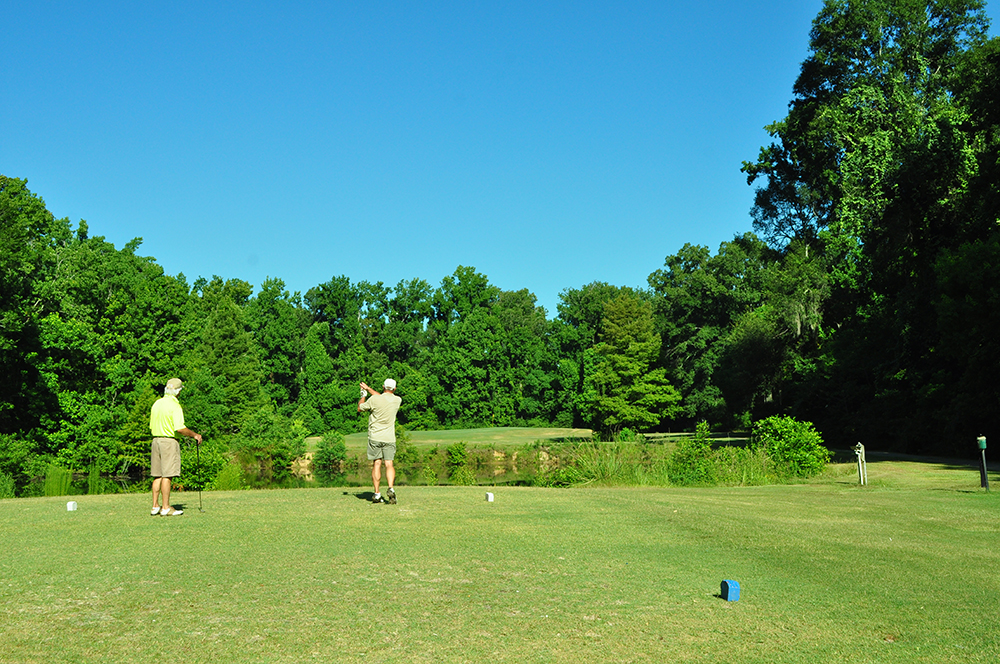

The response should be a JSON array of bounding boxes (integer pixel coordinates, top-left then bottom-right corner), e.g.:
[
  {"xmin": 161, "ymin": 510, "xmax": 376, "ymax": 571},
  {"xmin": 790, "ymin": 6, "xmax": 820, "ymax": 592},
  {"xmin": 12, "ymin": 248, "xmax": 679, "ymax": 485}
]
[
  {"xmin": 245, "ymin": 278, "xmax": 309, "ymax": 412},
  {"xmin": 0, "ymin": 177, "xmax": 69, "ymax": 435},
  {"xmin": 580, "ymin": 292, "xmax": 681, "ymax": 434},
  {"xmin": 741, "ymin": 0, "xmax": 993, "ymax": 451},
  {"xmin": 743, "ymin": 0, "xmax": 989, "ymax": 248},
  {"xmin": 189, "ymin": 277, "xmax": 269, "ymax": 436},
  {"xmin": 648, "ymin": 236, "xmax": 774, "ymax": 425},
  {"xmin": 554, "ymin": 282, "xmax": 630, "ymax": 426}
]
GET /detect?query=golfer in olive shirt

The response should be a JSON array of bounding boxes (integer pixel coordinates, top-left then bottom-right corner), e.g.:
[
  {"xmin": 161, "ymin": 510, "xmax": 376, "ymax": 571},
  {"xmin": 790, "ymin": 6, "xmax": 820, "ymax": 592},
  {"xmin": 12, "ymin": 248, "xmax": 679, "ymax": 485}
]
[{"xmin": 358, "ymin": 378, "xmax": 402, "ymax": 504}]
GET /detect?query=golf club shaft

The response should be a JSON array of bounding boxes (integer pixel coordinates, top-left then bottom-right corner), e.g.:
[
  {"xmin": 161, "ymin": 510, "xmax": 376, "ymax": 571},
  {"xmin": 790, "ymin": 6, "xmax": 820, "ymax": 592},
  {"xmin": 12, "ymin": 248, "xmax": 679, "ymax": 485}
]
[{"xmin": 197, "ymin": 441, "xmax": 204, "ymax": 511}]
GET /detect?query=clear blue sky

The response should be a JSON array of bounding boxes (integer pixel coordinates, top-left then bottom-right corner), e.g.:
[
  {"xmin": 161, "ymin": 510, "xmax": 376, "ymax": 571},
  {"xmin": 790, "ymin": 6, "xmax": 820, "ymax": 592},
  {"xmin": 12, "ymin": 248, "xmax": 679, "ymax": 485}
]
[{"xmin": 3, "ymin": 1, "xmax": 997, "ymax": 316}]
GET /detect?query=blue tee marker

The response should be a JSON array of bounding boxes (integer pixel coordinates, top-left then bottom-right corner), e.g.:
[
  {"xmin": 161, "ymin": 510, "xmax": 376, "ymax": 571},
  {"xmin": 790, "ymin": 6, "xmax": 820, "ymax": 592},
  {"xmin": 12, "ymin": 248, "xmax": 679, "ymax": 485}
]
[{"xmin": 721, "ymin": 580, "xmax": 740, "ymax": 602}]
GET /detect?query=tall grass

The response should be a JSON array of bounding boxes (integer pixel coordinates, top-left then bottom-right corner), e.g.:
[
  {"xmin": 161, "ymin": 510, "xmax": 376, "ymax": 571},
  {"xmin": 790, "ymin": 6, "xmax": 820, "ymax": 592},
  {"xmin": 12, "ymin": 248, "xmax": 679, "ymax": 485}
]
[
  {"xmin": 43, "ymin": 465, "xmax": 73, "ymax": 497},
  {"xmin": 0, "ymin": 471, "xmax": 14, "ymax": 499},
  {"xmin": 567, "ymin": 441, "xmax": 670, "ymax": 485},
  {"xmin": 330, "ymin": 435, "xmax": 795, "ymax": 489},
  {"xmin": 211, "ymin": 461, "xmax": 248, "ymax": 491},
  {"xmin": 87, "ymin": 463, "xmax": 100, "ymax": 495},
  {"xmin": 712, "ymin": 445, "xmax": 779, "ymax": 486}
]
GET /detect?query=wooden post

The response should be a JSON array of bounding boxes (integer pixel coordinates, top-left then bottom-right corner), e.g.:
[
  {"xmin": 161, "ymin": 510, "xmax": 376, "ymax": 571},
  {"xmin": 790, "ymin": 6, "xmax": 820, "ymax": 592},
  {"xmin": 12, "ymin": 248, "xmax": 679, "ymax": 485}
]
[
  {"xmin": 853, "ymin": 442, "xmax": 867, "ymax": 486},
  {"xmin": 978, "ymin": 436, "xmax": 989, "ymax": 492}
]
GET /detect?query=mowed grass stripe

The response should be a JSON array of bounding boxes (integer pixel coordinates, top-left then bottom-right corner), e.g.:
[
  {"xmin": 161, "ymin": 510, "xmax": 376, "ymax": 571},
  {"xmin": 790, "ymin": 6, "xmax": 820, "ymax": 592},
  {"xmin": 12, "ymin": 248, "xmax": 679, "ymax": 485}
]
[
  {"xmin": 341, "ymin": 426, "xmax": 594, "ymax": 451},
  {"xmin": 1, "ymin": 466, "xmax": 998, "ymax": 663}
]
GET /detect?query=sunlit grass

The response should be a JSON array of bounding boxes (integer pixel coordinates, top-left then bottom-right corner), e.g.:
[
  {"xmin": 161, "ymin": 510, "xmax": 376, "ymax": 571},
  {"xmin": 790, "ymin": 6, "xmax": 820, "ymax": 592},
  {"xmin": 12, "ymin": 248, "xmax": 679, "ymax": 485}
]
[
  {"xmin": 2, "ymin": 460, "xmax": 996, "ymax": 663},
  {"xmin": 343, "ymin": 426, "xmax": 593, "ymax": 451}
]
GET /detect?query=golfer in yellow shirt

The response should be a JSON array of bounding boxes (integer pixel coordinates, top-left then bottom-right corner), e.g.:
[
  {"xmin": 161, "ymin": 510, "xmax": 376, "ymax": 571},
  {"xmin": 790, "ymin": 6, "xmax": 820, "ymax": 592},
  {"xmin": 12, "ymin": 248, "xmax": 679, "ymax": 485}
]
[{"xmin": 149, "ymin": 378, "xmax": 202, "ymax": 516}]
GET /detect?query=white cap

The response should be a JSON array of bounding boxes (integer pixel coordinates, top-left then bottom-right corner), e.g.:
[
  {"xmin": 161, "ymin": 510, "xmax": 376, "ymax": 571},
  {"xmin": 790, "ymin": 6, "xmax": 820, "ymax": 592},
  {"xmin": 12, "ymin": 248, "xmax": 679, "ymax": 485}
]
[{"xmin": 384, "ymin": 378, "xmax": 397, "ymax": 390}]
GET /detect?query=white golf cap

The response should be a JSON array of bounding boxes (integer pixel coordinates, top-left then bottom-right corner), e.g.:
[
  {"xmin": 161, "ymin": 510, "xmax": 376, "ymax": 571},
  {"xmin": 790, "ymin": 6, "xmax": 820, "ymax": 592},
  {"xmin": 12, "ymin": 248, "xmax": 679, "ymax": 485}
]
[
  {"xmin": 166, "ymin": 378, "xmax": 184, "ymax": 390},
  {"xmin": 384, "ymin": 378, "xmax": 397, "ymax": 390}
]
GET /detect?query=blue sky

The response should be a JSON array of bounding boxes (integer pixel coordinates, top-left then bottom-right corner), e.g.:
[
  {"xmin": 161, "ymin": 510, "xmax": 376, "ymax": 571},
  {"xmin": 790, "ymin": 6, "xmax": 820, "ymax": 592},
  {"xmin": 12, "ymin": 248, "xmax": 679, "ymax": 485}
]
[{"xmin": 4, "ymin": 1, "xmax": 997, "ymax": 316}]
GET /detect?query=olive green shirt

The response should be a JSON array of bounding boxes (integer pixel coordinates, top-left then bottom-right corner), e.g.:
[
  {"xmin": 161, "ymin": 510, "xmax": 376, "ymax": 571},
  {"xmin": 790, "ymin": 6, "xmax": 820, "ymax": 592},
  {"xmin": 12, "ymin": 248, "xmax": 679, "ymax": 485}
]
[{"xmin": 359, "ymin": 392, "xmax": 402, "ymax": 443}]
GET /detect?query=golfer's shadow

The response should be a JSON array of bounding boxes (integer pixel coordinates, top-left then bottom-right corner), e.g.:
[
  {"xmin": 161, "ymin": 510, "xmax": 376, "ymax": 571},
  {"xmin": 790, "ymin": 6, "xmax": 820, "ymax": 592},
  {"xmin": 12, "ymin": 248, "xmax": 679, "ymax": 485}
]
[{"xmin": 349, "ymin": 491, "xmax": 379, "ymax": 502}]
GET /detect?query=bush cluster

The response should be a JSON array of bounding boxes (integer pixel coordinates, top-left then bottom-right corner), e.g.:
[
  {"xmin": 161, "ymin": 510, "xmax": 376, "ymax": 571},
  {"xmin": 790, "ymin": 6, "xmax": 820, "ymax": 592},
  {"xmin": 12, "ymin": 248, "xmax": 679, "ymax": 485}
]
[
  {"xmin": 751, "ymin": 416, "xmax": 831, "ymax": 477},
  {"xmin": 666, "ymin": 422, "xmax": 716, "ymax": 486},
  {"xmin": 313, "ymin": 431, "xmax": 348, "ymax": 482}
]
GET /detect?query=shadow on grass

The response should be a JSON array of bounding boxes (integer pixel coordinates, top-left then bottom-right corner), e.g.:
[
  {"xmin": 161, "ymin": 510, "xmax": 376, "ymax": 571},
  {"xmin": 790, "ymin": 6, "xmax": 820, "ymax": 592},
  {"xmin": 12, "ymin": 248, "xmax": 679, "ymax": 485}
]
[
  {"xmin": 830, "ymin": 448, "xmax": 998, "ymax": 471},
  {"xmin": 351, "ymin": 491, "xmax": 387, "ymax": 502}
]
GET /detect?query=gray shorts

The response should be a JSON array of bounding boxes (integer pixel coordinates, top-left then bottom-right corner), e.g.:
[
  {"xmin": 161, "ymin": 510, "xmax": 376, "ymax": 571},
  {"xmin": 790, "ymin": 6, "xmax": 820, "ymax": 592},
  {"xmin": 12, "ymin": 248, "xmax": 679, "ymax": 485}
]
[
  {"xmin": 367, "ymin": 438, "xmax": 396, "ymax": 461},
  {"xmin": 151, "ymin": 438, "xmax": 181, "ymax": 477}
]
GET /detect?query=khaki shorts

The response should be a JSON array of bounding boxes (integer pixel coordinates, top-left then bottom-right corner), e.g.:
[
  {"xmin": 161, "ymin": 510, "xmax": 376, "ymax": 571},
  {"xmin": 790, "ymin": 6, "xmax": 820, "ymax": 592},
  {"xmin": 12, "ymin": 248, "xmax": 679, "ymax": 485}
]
[
  {"xmin": 367, "ymin": 438, "xmax": 396, "ymax": 461},
  {"xmin": 151, "ymin": 438, "xmax": 181, "ymax": 477}
]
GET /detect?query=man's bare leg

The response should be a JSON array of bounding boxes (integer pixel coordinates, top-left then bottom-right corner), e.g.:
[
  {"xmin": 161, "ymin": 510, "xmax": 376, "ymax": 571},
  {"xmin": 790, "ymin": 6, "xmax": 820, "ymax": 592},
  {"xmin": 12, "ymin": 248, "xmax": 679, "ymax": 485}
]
[
  {"xmin": 160, "ymin": 478, "xmax": 172, "ymax": 511},
  {"xmin": 372, "ymin": 459, "xmax": 382, "ymax": 496},
  {"xmin": 152, "ymin": 477, "xmax": 162, "ymax": 510},
  {"xmin": 385, "ymin": 461, "xmax": 397, "ymax": 503}
]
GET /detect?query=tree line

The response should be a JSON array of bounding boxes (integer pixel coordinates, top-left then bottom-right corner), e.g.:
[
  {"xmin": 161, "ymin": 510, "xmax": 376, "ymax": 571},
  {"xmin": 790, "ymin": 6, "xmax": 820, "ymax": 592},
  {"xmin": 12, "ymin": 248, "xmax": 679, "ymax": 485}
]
[{"xmin": 3, "ymin": 0, "xmax": 999, "ymax": 493}]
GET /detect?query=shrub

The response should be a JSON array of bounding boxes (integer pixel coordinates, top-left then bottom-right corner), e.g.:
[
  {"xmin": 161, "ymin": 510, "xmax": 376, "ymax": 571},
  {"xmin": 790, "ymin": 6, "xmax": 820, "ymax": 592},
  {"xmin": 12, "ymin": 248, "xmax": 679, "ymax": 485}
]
[
  {"xmin": 617, "ymin": 428, "xmax": 638, "ymax": 442},
  {"xmin": 180, "ymin": 439, "xmax": 228, "ymax": 491},
  {"xmin": 536, "ymin": 466, "xmax": 583, "ymax": 487},
  {"xmin": 1, "ymin": 435, "xmax": 42, "ymax": 497},
  {"xmin": 752, "ymin": 415, "xmax": 831, "ymax": 478},
  {"xmin": 420, "ymin": 465, "xmax": 439, "ymax": 486},
  {"xmin": 395, "ymin": 422, "xmax": 412, "ymax": 445},
  {"xmin": 450, "ymin": 465, "xmax": 476, "ymax": 486},
  {"xmin": 446, "ymin": 441, "xmax": 468, "ymax": 472},
  {"xmin": 314, "ymin": 431, "xmax": 347, "ymax": 479},
  {"xmin": 233, "ymin": 411, "xmax": 309, "ymax": 486},
  {"xmin": 394, "ymin": 437, "xmax": 420, "ymax": 466},
  {"xmin": 666, "ymin": 422, "xmax": 717, "ymax": 486},
  {"xmin": 446, "ymin": 442, "xmax": 476, "ymax": 484}
]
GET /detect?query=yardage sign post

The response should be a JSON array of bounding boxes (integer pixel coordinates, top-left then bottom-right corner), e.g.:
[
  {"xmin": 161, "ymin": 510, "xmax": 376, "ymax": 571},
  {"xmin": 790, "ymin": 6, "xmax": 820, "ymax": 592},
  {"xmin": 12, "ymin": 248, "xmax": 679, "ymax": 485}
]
[
  {"xmin": 977, "ymin": 436, "xmax": 989, "ymax": 492},
  {"xmin": 853, "ymin": 443, "xmax": 867, "ymax": 486}
]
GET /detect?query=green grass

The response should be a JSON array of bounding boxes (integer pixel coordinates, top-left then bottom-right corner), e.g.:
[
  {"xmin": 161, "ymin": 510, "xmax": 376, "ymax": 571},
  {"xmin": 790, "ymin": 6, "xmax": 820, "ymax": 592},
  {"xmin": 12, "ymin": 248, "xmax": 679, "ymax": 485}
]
[
  {"xmin": 305, "ymin": 426, "xmax": 592, "ymax": 454},
  {"xmin": 1, "ymin": 460, "xmax": 997, "ymax": 663}
]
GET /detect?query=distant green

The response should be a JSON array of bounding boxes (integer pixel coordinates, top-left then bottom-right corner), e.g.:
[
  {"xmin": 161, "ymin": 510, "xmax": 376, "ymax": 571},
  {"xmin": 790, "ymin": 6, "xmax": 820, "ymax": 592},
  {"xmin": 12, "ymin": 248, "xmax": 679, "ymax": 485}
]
[{"xmin": 341, "ymin": 426, "xmax": 593, "ymax": 451}]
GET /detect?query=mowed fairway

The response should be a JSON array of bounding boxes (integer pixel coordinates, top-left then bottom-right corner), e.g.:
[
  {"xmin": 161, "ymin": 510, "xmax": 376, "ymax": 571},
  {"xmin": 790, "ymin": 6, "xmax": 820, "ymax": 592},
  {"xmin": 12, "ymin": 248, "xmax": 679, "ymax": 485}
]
[
  {"xmin": 341, "ymin": 426, "xmax": 593, "ymax": 452},
  {"xmin": 1, "ymin": 462, "xmax": 997, "ymax": 663}
]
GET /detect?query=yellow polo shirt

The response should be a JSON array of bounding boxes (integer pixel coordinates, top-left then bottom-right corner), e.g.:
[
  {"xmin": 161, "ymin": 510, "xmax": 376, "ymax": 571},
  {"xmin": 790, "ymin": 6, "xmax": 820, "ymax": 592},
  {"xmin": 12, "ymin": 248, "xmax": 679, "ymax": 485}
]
[{"xmin": 150, "ymin": 394, "xmax": 185, "ymax": 438}]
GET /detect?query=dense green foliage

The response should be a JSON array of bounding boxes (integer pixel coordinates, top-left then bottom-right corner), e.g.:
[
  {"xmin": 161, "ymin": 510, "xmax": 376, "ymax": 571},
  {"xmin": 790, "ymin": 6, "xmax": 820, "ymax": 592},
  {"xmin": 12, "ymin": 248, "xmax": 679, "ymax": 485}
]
[
  {"xmin": 741, "ymin": 0, "xmax": 1000, "ymax": 451},
  {"xmin": 3, "ymin": 1, "xmax": 999, "ymax": 493},
  {"xmin": 666, "ymin": 422, "xmax": 717, "ymax": 486},
  {"xmin": 752, "ymin": 415, "xmax": 831, "ymax": 478},
  {"xmin": 312, "ymin": 430, "xmax": 347, "ymax": 483}
]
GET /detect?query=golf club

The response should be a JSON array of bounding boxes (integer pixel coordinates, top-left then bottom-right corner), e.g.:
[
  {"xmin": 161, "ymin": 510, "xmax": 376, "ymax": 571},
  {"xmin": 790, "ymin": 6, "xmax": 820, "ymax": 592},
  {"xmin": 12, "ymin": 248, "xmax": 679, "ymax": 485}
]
[{"xmin": 196, "ymin": 439, "xmax": 205, "ymax": 512}]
